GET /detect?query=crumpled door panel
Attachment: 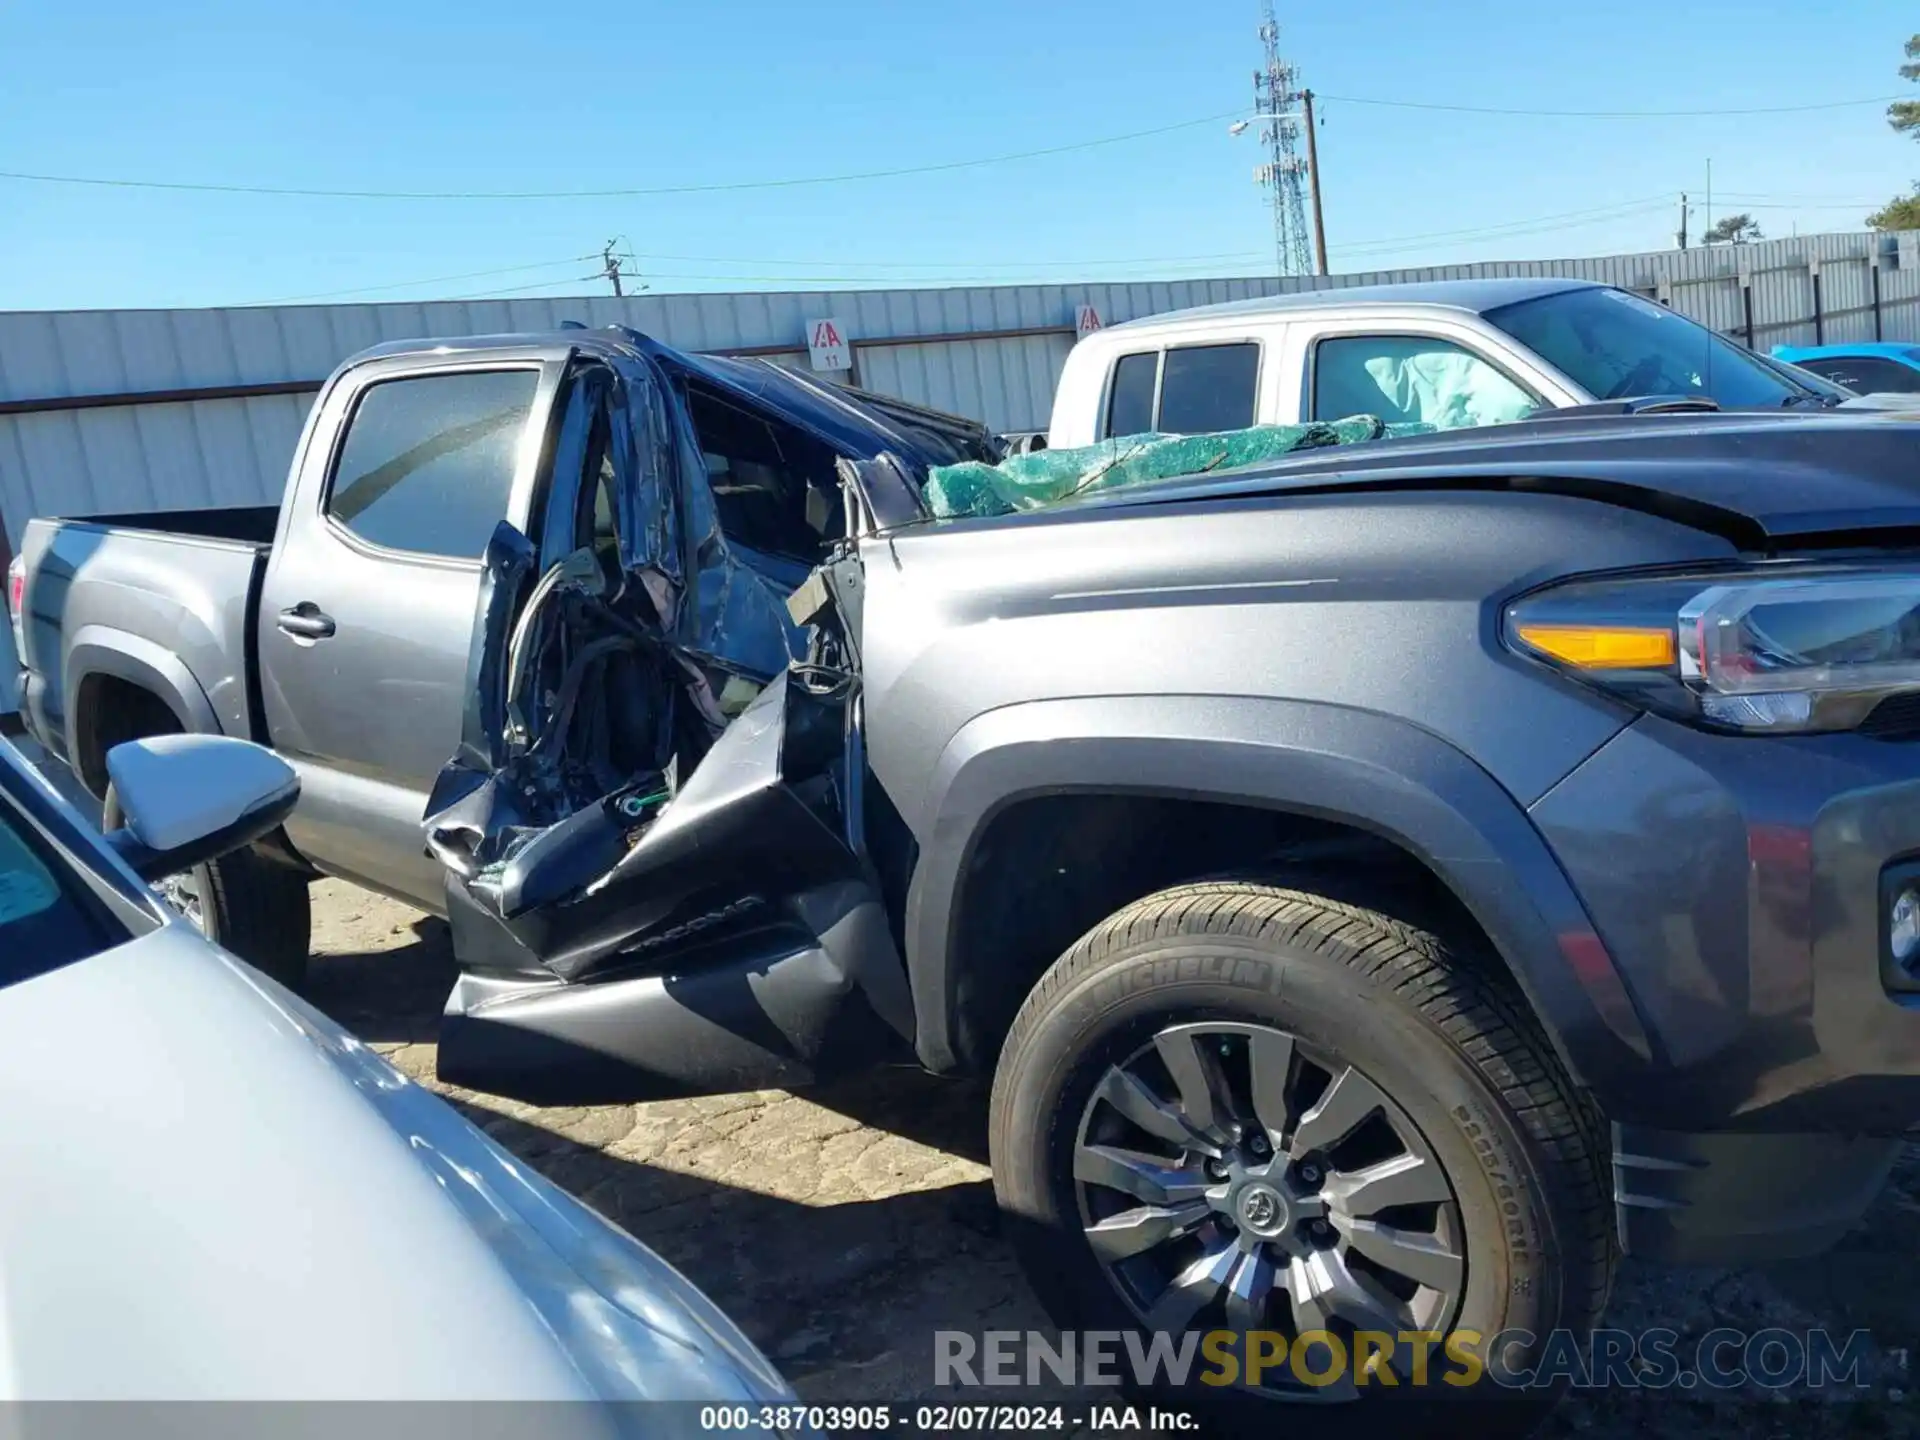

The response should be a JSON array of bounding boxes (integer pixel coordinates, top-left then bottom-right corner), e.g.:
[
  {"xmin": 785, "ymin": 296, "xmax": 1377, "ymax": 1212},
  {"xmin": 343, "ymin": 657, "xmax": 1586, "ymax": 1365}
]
[
  {"xmin": 433, "ymin": 669, "xmax": 914, "ymax": 1103},
  {"xmin": 442, "ymin": 669, "xmax": 854, "ymax": 981}
]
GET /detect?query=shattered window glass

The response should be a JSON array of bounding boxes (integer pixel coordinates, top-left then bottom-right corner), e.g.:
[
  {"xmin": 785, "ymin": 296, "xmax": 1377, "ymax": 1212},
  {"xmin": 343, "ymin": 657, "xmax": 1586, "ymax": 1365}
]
[{"xmin": 328, "ymin": 369, "xmax": 539, "ymax": 559}]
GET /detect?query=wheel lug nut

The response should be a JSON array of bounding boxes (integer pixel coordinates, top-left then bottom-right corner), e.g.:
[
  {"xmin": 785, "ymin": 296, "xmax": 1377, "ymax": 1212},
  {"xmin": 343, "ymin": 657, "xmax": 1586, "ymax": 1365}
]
[
  {"xmin": 1299, "ymin": 1163, "xmax": 1321, "ymax": 1185},
  {"xmin": 1312, "ymin": 1219, "xmax": 1332, "ymax": 1238},
  {"xmin": 1249, "ymin": 1134, "xmax": 1270, "ymax": 1156},
  {"xmin": 1207, "ymin": 1159, "xmax": 1230, "ymax": 1179}
]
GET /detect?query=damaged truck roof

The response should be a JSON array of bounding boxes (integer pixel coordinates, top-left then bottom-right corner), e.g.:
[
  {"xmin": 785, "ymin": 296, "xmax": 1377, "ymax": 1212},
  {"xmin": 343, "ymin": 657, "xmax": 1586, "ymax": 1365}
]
[{"xmin": 346, "ymin": 326, "xmax": 998, "ymax": 480}]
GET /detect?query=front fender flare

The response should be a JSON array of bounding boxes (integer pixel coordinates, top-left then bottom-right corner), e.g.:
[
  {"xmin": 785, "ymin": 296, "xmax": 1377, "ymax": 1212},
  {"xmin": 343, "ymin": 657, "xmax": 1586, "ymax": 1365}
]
[{"xmin": 901, "ymin": 694, "xmax": 1652, "ymax": 1095}]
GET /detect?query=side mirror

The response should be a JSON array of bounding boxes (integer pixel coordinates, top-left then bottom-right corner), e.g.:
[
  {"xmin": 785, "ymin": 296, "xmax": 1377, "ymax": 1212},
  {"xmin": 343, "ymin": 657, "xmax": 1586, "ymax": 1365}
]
[{"xmin": 103, "ymin": 734, "xmax": 299, "ymax": 881}]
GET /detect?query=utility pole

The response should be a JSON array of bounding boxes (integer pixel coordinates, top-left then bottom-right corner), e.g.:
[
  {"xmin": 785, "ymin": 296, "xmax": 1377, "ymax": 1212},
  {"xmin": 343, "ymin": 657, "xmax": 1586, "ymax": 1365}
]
[
  {"xmin": 1677, "ymin": 193, "xmax": 1689, "ymax": 251},
  {"xmin": 1705, "ymin": 159, "xmax": 1712, "ymax": 241},
  {"xmin": 601, "ymin": 239, "xmax": 626, "ymax": 297},
  {"xmin": 1302, "ymin": 88, "xmax": 1328, "ymax": 275}
]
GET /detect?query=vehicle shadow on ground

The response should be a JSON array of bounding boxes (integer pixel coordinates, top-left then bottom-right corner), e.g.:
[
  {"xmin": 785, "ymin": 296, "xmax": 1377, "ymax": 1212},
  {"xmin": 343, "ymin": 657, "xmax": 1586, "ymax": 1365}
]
[
  {"xmin": 303, "ymin": 909, "xmax": 456, "ymax": 1042},
  {"xmin": 442, "ymin": 1096, "xmax": 1020, "ymax": 1397}
]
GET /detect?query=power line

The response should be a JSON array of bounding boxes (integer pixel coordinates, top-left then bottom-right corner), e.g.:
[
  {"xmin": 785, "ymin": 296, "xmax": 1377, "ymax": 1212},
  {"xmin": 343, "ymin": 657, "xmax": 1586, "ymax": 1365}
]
[
  {"xmin": 234, "ymin": 199, "xmax": 1689, "ymax": 306},
  {"xmin": 0, "ymin": 109, "xmax": 1246, "ymax": 202},
  {"xmin": 235, "ymin": 247, "xmax": 1279, "ymax": 305},
  {"xmin": 214, "ymin": 181, "xmax": 1870, "ymax": 309},
  {"xmin": 440, "ymin": 275, "xmax": 608, "ymax": 301},
  {"xmin": 1731, "ymin": 200, "xmax": 1884, "ymax": 211},
  {"xmin": 1704, "ymin": 197, "xmax": 1881, "ymax": 211},
  {"xmin": 239, "ymin": 196, "xmax": 1685, "ymax": 306},
  {"xmin": 1315, "ymin": 93, "xmax": 1904, "ymax": 118},
  {"xmin": 1331, "ymin": 195, "xmax": 1677, "ymax": 254},
  {"xmin": 469, "ymin": 266, "xmax": 1267, "ymax": 288},
  {"xmin": 0, "ymin": 91, "xmax": 1902, "ymax": 204},
  {"xmin": 617, "ymin": 246, "xmax": 1271, "ymax": 271},
  {"xmin": 253, "ymin": 254, "xmax": 599, "ymax": 305},
  {"xmin": 1713, "ymin": 189, "xmax": 1878, "ymax": 200}
]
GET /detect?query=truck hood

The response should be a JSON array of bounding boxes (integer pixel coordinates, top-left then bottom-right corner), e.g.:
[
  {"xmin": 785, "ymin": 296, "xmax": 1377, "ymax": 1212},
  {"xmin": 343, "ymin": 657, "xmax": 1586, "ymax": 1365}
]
[{"xmin": 1074, "ymin": 409, "xmax": 1920, "ymax": 545}]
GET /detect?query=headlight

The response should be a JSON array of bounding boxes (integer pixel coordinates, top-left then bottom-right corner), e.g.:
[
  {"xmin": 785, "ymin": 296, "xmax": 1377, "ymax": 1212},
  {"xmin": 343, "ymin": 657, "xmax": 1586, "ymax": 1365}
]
[{"xmin": 1505, "ymin": 564, "xmax": 1920, "ymax": 734}]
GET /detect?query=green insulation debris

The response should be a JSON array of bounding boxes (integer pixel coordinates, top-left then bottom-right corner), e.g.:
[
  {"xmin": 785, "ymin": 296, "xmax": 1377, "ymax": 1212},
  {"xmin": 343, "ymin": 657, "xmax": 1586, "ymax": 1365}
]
[{"xmin": 924, "ymin": 415, "xmax": 1431, "ymax": 520}]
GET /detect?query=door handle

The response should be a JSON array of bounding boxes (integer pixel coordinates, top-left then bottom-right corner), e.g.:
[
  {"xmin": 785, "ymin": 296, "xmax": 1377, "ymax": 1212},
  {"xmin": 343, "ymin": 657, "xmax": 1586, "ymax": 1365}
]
[{"xmin": 276, "ymin": 604, "xmax": 336, "ymax": 640}]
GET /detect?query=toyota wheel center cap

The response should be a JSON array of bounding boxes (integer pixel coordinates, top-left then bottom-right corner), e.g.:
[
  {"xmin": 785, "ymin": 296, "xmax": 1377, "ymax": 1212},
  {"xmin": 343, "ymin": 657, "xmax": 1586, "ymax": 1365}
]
[{"xmin": 1236, "ymin": 1182, "xmax": 1290, "ymax": 1237}]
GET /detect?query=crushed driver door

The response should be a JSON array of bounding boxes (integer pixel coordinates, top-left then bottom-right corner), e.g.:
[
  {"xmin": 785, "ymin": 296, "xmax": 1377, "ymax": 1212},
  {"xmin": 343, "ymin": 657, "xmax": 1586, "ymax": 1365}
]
[{"xmin": 420, "ymin": 351, "xmax": 910, "ymax": 1104}]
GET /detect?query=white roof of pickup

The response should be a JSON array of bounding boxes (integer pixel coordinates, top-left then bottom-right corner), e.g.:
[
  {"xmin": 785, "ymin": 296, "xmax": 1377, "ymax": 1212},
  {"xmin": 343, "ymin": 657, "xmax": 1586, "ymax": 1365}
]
[{"xmin": 1101, "ymin": 276, "xmax": 1602, "ymax": 333}]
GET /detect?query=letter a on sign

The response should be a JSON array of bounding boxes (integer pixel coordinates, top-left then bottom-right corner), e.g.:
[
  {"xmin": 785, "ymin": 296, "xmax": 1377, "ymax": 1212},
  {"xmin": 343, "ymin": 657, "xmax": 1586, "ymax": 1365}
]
[
  {"xmin": 806, "ymin": 317, "xmax": 852, "ymax": 372},
  {"xmin": 1075, "ymin": 303, "xmax": 1104, "ymax": 339}
]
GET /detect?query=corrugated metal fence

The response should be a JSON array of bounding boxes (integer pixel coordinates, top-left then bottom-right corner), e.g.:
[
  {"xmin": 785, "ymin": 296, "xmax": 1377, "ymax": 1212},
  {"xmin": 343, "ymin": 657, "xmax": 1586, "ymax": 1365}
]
[{"xmin": 4, "ymin": 228, "xmax": 1919, "ymax": 546}]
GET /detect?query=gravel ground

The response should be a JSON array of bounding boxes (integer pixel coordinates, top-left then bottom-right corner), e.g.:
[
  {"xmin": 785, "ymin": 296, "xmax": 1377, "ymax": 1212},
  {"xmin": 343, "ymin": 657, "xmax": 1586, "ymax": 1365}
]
[{"xmin": 308, "ymin": 878, "xmax": 1920, "ymax": 1437}]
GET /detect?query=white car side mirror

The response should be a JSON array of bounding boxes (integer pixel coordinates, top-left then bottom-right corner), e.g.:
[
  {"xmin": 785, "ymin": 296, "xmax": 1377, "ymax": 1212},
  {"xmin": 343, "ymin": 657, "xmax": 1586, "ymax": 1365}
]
[{"xmin": 103, "ymin": 734, "xmax": 299, "ymax": 881}]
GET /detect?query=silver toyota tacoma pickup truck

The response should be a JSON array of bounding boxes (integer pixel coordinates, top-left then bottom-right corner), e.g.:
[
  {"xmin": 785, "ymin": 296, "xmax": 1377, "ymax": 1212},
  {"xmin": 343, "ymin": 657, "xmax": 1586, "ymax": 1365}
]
[{"xmin": 16, "ymin": 294, "xmax": 1920, "ymax": 1433}]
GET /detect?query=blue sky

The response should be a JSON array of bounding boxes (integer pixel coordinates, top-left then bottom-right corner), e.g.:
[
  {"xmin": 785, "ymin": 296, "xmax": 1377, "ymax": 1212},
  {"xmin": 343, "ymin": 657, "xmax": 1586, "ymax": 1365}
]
[{"xmin": 1, "ymin": 0, "xmax": 1916, "ymax": 311}]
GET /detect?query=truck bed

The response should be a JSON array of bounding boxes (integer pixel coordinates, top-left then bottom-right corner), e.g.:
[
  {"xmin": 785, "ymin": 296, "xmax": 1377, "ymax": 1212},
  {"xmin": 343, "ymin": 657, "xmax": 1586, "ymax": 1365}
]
[
  {"xmin": 53, "ymin": 505, "xmax": 281, "ymax": 546},
  {"xmin": 16, "ymin": 509, "xmax": 275, "ymax": 774}
]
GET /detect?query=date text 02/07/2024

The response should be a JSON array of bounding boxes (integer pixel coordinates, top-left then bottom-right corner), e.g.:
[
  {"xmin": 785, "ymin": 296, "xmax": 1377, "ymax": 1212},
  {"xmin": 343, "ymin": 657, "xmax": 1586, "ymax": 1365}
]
[{"xmin": 696, "ymin": 1404, "xmax": 1199, "ymax": 1432}]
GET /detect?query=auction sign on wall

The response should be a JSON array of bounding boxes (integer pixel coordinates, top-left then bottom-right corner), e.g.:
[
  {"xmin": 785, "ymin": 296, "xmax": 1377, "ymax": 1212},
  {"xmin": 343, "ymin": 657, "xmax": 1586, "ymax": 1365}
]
[{"xmin": 806, "ymin": 317, "xmax": 852, "ymax": 371}]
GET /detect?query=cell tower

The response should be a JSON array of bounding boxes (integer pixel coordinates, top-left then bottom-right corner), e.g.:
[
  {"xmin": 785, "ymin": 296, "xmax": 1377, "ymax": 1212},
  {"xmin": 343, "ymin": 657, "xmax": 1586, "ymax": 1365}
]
[{"xmin": 1253, "ymin": 2, "xmax": 1314, "ymax": 277}]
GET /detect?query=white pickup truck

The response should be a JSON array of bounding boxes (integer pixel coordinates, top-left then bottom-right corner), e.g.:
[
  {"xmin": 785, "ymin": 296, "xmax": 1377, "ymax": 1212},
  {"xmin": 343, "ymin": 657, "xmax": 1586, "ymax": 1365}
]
[{"xmin": 1046, "ymin": 275, "xmax": 1865, "ymax": 447}]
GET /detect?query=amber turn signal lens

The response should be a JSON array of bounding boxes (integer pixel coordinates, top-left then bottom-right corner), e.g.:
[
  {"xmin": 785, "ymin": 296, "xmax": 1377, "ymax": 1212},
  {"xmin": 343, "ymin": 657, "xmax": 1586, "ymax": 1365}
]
[{"xmin": 1515, "ymin": 623, "xmax": 1676, "ymax": 670}]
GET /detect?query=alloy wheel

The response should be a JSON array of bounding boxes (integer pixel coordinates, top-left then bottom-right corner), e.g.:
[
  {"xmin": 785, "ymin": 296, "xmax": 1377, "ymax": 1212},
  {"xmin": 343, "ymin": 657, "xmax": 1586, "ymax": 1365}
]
[{"xmin": 1072, "ymin": 1020, "xmax": 1464, "ymax": 1397}]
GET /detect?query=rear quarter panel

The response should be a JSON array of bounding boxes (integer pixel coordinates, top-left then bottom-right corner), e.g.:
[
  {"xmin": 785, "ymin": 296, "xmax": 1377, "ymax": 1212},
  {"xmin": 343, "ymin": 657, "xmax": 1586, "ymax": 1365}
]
[{"xmin": 21, "ymin": 519, "xmax": 261, "ymax": 766}]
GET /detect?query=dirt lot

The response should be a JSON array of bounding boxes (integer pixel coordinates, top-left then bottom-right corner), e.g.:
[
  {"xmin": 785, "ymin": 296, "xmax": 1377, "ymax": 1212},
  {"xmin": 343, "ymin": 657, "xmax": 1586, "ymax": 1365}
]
[{"xmin": 308, "ymin": 878, "xmax": 1920, "ymax": 1437}]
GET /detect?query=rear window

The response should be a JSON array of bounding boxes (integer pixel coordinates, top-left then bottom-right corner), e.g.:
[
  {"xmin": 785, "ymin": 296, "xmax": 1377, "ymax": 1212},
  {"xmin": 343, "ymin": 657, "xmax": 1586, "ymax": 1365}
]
[
  {"xmin": 1106, "ymin": 352, "xmax": 1159, "ymax": 438},
  {"xmin": 0, "ymin": 800, "xmax": 116, "ymax": 982},
  {"xmin": 1158, "ymin": 344, "xmax": 1260, "ymax": 434},
  {"xmin": 1105, "ymin": 344, "xmax": 1261, "ymax": 437}
]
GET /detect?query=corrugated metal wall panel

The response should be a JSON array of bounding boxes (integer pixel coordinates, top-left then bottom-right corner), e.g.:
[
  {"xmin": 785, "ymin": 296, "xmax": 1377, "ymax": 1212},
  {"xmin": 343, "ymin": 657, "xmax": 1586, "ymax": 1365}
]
[{"xmin": 6, "ymin": 229, "xmax": 1920, "ymax": 544}]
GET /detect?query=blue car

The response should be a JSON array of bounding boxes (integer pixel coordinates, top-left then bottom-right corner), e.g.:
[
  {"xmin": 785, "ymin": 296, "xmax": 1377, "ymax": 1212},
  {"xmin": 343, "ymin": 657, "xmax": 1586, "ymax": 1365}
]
[{"xmin": 1772, "ymin": 341, "xmax": 1920, "ymax": 395}]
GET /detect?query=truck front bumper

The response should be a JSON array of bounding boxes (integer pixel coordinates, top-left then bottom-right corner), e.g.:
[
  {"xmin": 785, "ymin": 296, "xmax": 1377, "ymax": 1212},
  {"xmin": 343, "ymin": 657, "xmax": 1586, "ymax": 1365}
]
[{"xmin": 1530, "ymin": 714, "xmax": 1920, "ymax": 1260}]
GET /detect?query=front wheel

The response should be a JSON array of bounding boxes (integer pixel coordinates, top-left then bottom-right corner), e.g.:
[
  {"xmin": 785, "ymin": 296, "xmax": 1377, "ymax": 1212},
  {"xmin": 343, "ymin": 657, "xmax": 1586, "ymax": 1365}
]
[
  {"xmin": 988, "ymin": 879, "xmax": 1614, "ymax": 1437},
  {"xmin": 102, "ymin": 783, "xmax": 311, "ymax": 992}
]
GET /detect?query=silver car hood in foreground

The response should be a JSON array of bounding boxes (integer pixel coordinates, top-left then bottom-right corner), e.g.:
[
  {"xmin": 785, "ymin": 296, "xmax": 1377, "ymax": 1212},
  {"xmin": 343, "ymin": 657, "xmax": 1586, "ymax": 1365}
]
[{"xmin": 0, "ymin": 923, "xmax": 789, "ymax": 1404}]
